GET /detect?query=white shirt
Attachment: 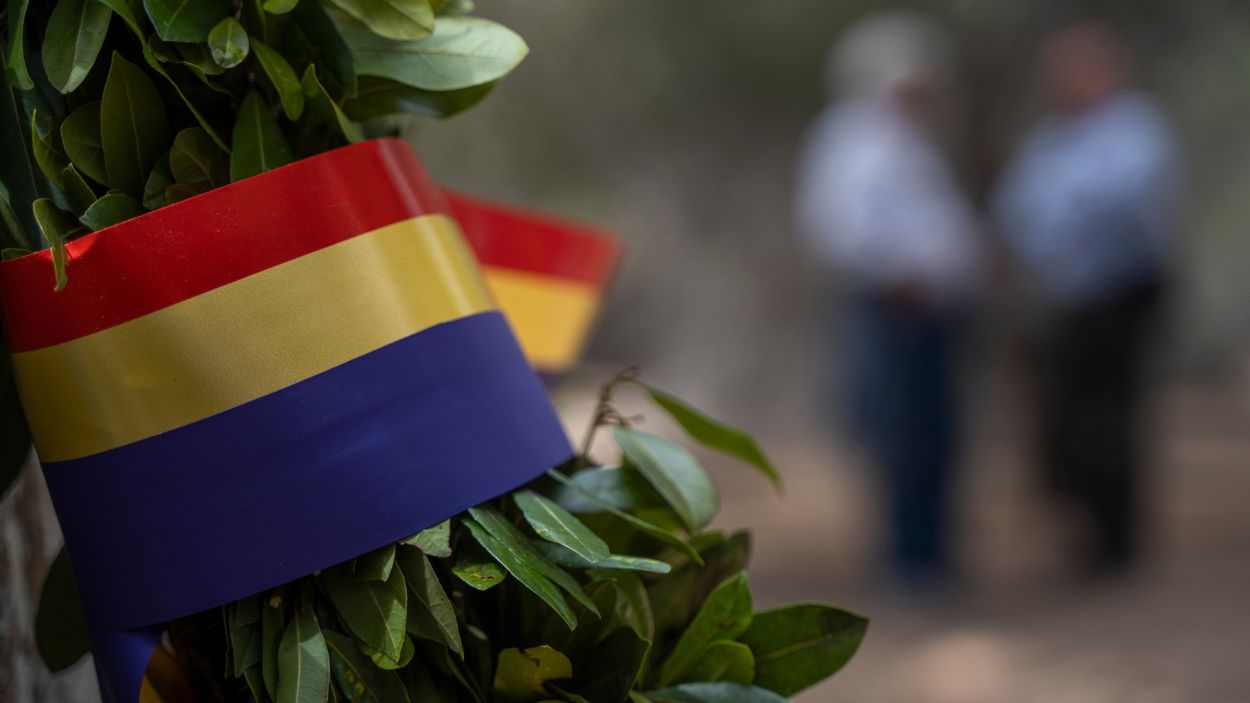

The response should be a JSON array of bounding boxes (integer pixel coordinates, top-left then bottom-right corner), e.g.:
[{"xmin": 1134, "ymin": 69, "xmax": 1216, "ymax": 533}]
[
  {"xmin": 993, "ymin": 92, "xmax": 1181, "ymax": 306},
  {"xmin": 796, "ymin": 98, "xmax": 981, "ymax": 304}
]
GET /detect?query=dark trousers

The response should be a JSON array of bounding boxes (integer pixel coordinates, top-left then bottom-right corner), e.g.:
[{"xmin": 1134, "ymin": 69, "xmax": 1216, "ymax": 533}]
[
  {"xmin": 1036, "ymin": 281, "xmax": 1163, "ymax": 570},
  {"xmin": 843, "ymin": 292, "xmax": 962, "ymax": 583}
]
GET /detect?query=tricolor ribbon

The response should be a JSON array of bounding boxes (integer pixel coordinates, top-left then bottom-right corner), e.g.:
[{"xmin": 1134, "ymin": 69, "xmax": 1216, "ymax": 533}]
[
  {"xmin": 0, "ymin": 139, "xmax": 574, "ymax": 702},
  {"xmin": 447, "ymin": 192, "xmax": 621, "ymax": 376}
]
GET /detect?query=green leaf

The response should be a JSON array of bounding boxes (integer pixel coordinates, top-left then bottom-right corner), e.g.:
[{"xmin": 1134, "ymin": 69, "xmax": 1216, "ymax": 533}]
[
  {"xmin": 738, "ymin": 604, "xmax": 867, "ymax": 697},
  {"xmin": 551, "ymin": 466, "xmax": 667, "ymax": 515},
  {"xmin": 142, "ymin": 153, "xmax": 174, "ymax": 209},
  {"xmin": 645, "ymin": 386, "xmax": 782, "ymax": 490},
  {"xmin": 325, "ymin": 630, "xmax": 410, "ymax": 703},
  {"xmin": 169, "ymin": 127, "xmax": 229, "ymax": 189},
  {"xmin": 514, "ymin": 490, "xmax": 610, "ymax": 565},
  {"xmin": 208, "ymin": 16, "xmax": 250, "ymax": 69},
  {"xmin": 350, "ymin": 544, "xmax": 396, "ymax": 581},
  {"xmin": 79, "ymin": 192, "xmax": 144, "ymax": 230},
  {"xmin": 570, "ymin": 627, "xmax": 649, "ymax": 703},
  {"xmin": 461, "ymin": 514, "xmax": 576, "ymax": 630},
  {"xmin": 342, "ymin": 76, "xmax": 495, "ymax": 121},
  {"xmin": 451, "ymin": 556, "xmax": 505, "ymax": 591},
  {"xmin": 60, "ymin": 165, "xmax": 96, "ymax": 213},
  {"xmin": 252, "ymin": 39, "xmax": 305, "ymax": 120},
  {"xmin": 35, "ymin": 548, "xmax": 90, "ymax": 672},
  {"xmin": 101, "ymin": 52, "xmax": 171, "ymax": 197},
  {"xmin": 139, "ymin": 43, "xmax": 229, "ymax": 151},
  {"xmin": 285, "ymin": 0, "xmax": 356, "ymax": 100},
  {"xmin": 615, "ymin": 427, "xmax": 719, "ymax": 533},
  {"xmin": 326, "ymin": 0, "xmax": 433, "ymax": 41},
  {"xmin": 537, "ymin": 543, "xmax": 671, "ymax": 575},
  {"xmin": 263, "ymin": 0, "xmax": 299, "ymax": 15},
  {"xmin": 336, "ymin": 14, "xmax": 527, "ymax": 91},
  {"xmin": 681, "ymin": 641, "xmax": 754, "ymax": 685},
  {"xmin": 230, "ymin": 595, "xmax": 264, "ymax": 677},
  {"xmin": 31, "ymin": 110, "xmax": 69, "ymax": 192},
  {"xmin": 646, "ymin": 683, "xmax": 789, "ymax": 703},
  {"xmin": 547, "ymin": 469, "xmax": 702, "ymax": 564},
  {"xmin": 320, "ymin": 563, "xmax": 408, "ymax": 661},
  {"xmin": 41, "ymin": 0, "xmax": 112, "ymax": 93},
  {"xmin": 6, "ymin": 0, "xmax": 34, "ymax": 89},
  {"xmin": 276, "ymin": 603, "xmax": 331, "ymax": 703},
  {"xmin": 659, "ymin": 572, "xmax": 753, "ymax": 686},
  {"xmin": 33, "ymin": 198, "xmax": 84, "ymax": 290},
  {"xmin": 358, "ymin": 634, "xmax": 414, "ymax": 670},
  {"xmin": 164, "ymin": 181, "xmax": 199, "ymax": 205},
  {"xmin": 261, "ymin": 592, "xmax": 285, "ymax": 699},
  {"xmin": 491, "ymin": 646, "xmax": 572, "ymax": 703},
  {"xmin": 143, "ymin": 0, "xmax": 232, "ymax": 42},
  {"xmin": 230, "ymin": 90, "xmax": 294, "ymax": 181},
  {"xmin": 400, "ymin": 519, "xmax": 450, "ymax": 558},
  {"xmin": 588, "ymin": 570, "xmax": 654, "ymax": 642},
  {"xmin": 395, "ymin": 546, "xmax": 462, "ymax": 657},
  {"xmin": 1, "ymin": 78, "xmax": 40, "ymax": 242},
  {"xmin": 467, "ymin": 506, "xmax": 599, "ymax": 617},
  {"xmin": 301, "ymin": 64, "xmax": 363, "ymax": 143},
  {"xmin": 60, "ymin": 102, "xmax": 107, "ymax": 185}
]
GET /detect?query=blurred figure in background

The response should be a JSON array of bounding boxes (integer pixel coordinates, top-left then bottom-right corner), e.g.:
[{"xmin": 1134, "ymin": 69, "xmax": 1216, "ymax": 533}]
[
  {"xmin": 796, "ymin": 12, "xmax": 981, "ymax": 588},
  {"xmin": 994, "ymin": 23, "xmax": 1182, "ymax": 574}
]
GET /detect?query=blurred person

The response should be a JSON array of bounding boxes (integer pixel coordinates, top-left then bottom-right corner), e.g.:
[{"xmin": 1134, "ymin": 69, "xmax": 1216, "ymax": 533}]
[
  {"xmin": 796, "ymin": 12, "xmax": 981, "ymax": 587},
  {"xmin": 994, "ymin": 23, "xmax": 1182, "ymax": 574}
]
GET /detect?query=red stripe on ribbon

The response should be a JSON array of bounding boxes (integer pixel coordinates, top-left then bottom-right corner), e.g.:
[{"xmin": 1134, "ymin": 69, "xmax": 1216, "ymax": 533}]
[
  {"xmin": 0, "ymin": 139, "xmax": 444, "ymax": 353},
  {"xmin": 446, "ymin": 191, "xmax": 621, "ymax": 287}
]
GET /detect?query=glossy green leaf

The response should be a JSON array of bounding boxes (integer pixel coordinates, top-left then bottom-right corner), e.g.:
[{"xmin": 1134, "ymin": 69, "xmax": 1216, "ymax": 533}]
[
  {"xmin": 164, "ymin": 181, "xmax": 199, "ymax": 205},
  {"xmin": 646, "ymin": 386, "xmax": 782, "ymax": 490},
  {"xmin": 320, "ymin": 564, "xmax": 407, "ymax": 661},
  {"xmin": 143, "ymin": 0, "xmax": 232, "ymax": 42},
  {"xmin": 79, "ymin": 192, "xmax": 144, "ymax": 230},
  {"xmin": 41, "ymin": 0, "xmax": 112, "ymax": 93},
  {"xmin": 31, "ymin": 110, "xmax": 68, "ymax": 192},
  {"xmin": 35, "ymin": 548, "xmax": 90, "ymax": 672},
  {"xmin": 461, "ymin": 514, "xmax": 576, "ymax": 629},
  {"xmin": 571, "ymin": 627, "xmax": 649, "ymax": 703},
  {"xmin": 60, "ymin": 101, "xmax": 107, "ymax": 185},
  {"xmin": 468, "ymin": 506, "xmax": 598, "ymax": 617},
  {"xmin": 738, "ymin": 604, "xmax": 867, "ymax": 697},
  {"xmin": 491, "ymin": 646, "xmax": 571, "ymax": 703},
  {"xmin": 100, "ymin": 52, "xmax": 171, "ymax": 196},
  {"xmin": 142, "ymin": 155, "xmax": 173, "ymax": 210},
  {"xmin": 682, "ymin": 641, "xmax": 754, "ymax": 685},
  {"xmin": 230, "ymin": 90, "xmax": 294, "ymax": 181},
  {"xmin": 336, "ymin": 14, "xmax": 527, "ymax": 91},
  {"xmin": 514, "ymin": 489, "xmax": 609, "ymax": 564},
  {"xmin": 551, "ymin": 466, "xmax": 667, "ymax": 515},
  {"xmin": 395, "ymin": 546, "xmax": 462, "ymax": 656},
  {"xmin": 301, "ymin": 64, "xmax": 363, "ymax": 143},
  {"xmin": 33, "ymin": 198, "xmax": 84, "ymax": 290},
  {"xmin": 325, "ymin": 630, "xmax": 411, "ymax": 703},
  {"xmin": 342, "ymin": 76, "xmax": 496, "ymax": 120},
  {"xmin": 252, "ymin": 39, "xmax": 304, "ymax": 120},
  {"xmin": 263, "ymin": 0, "xmax": 299, "ymax": 15},
  {"xmin": 276, "ymin": 603, "xmax": 330, "ymax": 703},
  {"xmin": 6, "ymin": 0, "xmax": 34, "ymax": 89},
  {"xmin": 400, "ymin": 519, "xmax": 450, "ymax": 558},
  {"xmin": 59, "ymin": 165, "xmax": 96, "ymax": 213},
  {"xmin": 284, "ymin": 0, "xmax": 356, "ymax": 100},
  {"xmin": 329, "ymin": 0, "xmax": 432, "ymax": 41},
  {"xmin": 659, "ymin": 572, "xmax": 753, "ymax": 686},
  {"xmin": 358, "ymin": 634, "xmax": 414, "ymax": 670},
  {"xmin": 615, "ymin": 427, "xmax": 719, "ymax": 532},
  {"xmin": 547, "ymin": 469, "xmax": 702, "ymax": 564},
  {"xmin": 138, "ymin": 43, "xmax": 229, "ymax": 150},
  {"xmin": 538, "ymin": 543, "xmax": 671, "ymax": 575},
  {"xmin": 645, "ymin": 683, "xmax": 789, "ymax": 703},
  {"xmin": 452, "ymin": 556, "xmax": 505, "ymax": 591},
  {"xmin": 351, "ymin": 544, "xmax": 396, "ymax": 582},
  {"xmin": 208, "ymin": 16, "xmax": 250, "ymax": 69},
  {"xmin": 261, "ymin": 592, "xmax": 284, "ymax": 699},
  {"xmin": 169, "ymin": 127, "xmax": 229, "ymax": 189}
]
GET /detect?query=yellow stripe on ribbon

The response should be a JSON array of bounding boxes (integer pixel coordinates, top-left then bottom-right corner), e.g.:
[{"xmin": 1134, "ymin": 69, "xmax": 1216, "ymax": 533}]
[
  {"xmin": 14, "ymin": 215, "xmax": 493, "ymax": 462},
  {"xmin": 481, "ymin": 267, "xmax": 602, "ymax": 373}
]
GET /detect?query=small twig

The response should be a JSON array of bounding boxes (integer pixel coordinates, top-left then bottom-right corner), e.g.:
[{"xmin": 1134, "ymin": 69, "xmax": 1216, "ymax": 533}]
[{"xmin": 578, "ymin": 366, "xmax": 642, "ymax": 457}]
